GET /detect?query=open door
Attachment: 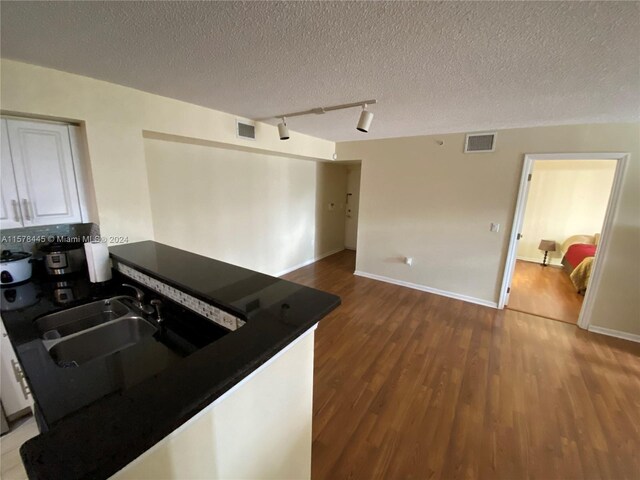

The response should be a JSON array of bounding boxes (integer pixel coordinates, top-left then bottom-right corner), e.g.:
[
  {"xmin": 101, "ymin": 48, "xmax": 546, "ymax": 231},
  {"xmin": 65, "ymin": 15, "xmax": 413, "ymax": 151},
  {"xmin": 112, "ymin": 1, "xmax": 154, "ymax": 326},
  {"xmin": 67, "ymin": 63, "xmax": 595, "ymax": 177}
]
[
  {"xmin": 503, "ymin": 233, "xmax": 525, "ymax": 306},
  {"xmin": 499, "ymin": 153, "xmax": 628, "ymax": 329},
  {"xmin": 500, "ymin": 162, "xmax": 535, "ymax": 309}
]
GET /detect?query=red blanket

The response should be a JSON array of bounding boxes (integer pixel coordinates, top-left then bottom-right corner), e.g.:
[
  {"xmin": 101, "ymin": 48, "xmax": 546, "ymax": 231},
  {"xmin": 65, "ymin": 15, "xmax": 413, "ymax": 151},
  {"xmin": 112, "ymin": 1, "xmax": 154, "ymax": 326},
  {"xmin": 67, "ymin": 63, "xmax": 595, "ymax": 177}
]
[{"xmin": 565, "ymin": 243, "xmax": 596, "ymax": 269}]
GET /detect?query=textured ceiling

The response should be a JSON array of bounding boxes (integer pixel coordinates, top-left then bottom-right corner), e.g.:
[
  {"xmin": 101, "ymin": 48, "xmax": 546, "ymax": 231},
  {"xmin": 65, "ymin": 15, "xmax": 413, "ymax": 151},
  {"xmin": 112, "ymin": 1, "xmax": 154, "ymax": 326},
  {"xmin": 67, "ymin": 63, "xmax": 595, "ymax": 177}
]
[{"xmin": 1, "ymin": 1, "xmax": 638, "ymax": 142}]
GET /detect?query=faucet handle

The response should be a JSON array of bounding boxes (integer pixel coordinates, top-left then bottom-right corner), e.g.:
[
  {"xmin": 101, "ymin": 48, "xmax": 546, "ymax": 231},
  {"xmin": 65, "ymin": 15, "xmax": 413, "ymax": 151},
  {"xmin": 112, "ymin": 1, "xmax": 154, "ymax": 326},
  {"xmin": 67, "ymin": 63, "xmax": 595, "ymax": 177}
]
[{"xmin": 150, "ymin": 299, "xmax": 163, "ymax": 323}]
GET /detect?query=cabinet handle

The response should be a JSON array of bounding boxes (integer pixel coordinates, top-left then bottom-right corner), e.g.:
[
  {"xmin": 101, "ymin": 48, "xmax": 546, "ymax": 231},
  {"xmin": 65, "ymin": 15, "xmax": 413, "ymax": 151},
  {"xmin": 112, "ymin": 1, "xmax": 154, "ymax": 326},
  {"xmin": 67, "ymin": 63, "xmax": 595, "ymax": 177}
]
[
  {"xmin": 11, "ymin": 358, "xmax": 23, "ymax": 383},
  {"xmin": 10, "ymin": 359, "xmax": 30, "ymax": 400},
  {"xmin": 22, "ymin": 199, "xmax": 31, "ymax": 221},
  {"xmin": 11, "ymin": 199, "xmax": 21, "ymax": 222},
  {"xmin": 20, "ymin": 379, "xmax": 31, "ymax": 400}
]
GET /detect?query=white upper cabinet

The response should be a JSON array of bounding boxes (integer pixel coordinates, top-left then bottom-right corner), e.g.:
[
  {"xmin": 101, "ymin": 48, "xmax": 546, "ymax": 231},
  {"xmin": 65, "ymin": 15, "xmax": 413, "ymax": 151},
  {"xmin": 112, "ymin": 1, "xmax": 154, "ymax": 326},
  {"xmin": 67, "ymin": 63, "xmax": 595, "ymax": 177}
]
[
  {"xmin": 1, "ymin": 120, "xmax": 23, "ymax": 229},
  {"xmin": 1, "ymin": 118, "xmax": 83, "ymax": 229}
]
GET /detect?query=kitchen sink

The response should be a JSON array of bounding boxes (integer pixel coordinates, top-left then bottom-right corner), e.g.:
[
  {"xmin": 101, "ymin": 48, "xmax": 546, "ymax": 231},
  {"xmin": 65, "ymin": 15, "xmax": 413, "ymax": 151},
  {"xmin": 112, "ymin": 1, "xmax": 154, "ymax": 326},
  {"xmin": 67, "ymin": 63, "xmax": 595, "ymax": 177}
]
[
  {"xmin": 36, "ymin": 294, "xmax": 226, "ymax": 369},
  {"xmin": 48, "ymin": 316, "xmax": 158, "ymax": 367},
  {"xmin": 36, "ymin": 299, "xmax": 131, "ymax": 339},
  {"xmin": 36, "ymin": 296, "xmax": 159, "ymax": 367}
]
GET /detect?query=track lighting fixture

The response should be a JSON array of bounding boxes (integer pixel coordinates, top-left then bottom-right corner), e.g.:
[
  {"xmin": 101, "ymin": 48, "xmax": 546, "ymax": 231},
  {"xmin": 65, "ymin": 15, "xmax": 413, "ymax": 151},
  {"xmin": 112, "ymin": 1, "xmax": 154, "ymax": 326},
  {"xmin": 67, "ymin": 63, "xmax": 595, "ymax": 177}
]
[
  {"xmin": 356, "ymin": 104, "xmax": 374, "ymax": 133},
  {"xmin": 277, "ymin": 117, "xmax": 290, "ymax": 140},
  {"xmin": 262, "ymin": 99, "xmax": 377, "ymax": 141}
]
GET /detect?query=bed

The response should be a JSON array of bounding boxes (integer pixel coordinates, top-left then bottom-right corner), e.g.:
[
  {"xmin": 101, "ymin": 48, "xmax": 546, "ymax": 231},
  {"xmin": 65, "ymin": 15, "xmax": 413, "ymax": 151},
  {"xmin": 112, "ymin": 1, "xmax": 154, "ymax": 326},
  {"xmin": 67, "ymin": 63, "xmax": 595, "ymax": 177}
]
[{"xmin": 561, "ymin": 234, "xmax": 600, "ymax": 294}]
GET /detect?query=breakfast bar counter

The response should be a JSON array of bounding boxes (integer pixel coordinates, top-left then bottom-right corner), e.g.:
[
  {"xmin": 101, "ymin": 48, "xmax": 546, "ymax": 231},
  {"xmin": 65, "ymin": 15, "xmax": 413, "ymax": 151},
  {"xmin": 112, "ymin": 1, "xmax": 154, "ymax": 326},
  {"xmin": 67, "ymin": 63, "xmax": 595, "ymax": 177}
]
[{"xmin": 1, "ymin": 241, "xmax": 340, "ymax": 479}]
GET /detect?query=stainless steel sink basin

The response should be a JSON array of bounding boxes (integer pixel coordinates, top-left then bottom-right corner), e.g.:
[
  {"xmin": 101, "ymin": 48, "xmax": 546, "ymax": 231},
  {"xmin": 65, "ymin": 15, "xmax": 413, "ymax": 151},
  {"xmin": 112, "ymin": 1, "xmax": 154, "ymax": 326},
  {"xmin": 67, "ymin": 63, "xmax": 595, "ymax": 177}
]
[
  {"xmin": 36, "ymin": 299, "xmax": 131, "ymax": 339},
  {"xmin": 48, "ymin": 316, "xmax": 157, "ymax": 367},
  {"xmin": 36, "ymin": 296, "xmax": 159, "ymax": 367}
]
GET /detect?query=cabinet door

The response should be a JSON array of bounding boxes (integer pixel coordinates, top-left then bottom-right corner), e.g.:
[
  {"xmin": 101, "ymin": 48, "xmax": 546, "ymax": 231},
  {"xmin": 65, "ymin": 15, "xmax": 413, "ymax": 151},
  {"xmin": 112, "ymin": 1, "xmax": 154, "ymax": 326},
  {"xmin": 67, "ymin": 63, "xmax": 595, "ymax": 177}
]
[
  {"xmin": 0, "ymin": 318, "xmax": 32, "ymax": 417},
  {"xmin": 7, "ymin": 119, "xmax": 82, "ymax": 226},
  {"xmin": 0, "ymin": 120, "xmax": 24, "ymax": 229}
]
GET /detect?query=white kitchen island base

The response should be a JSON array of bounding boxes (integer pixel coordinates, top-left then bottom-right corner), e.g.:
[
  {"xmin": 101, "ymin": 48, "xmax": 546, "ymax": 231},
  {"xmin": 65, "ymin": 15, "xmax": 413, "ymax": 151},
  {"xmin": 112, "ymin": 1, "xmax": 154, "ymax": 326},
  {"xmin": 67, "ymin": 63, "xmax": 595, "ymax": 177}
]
[{"xmin": 111, "ymin": 325, "xmax": 317, "ymax": 480}]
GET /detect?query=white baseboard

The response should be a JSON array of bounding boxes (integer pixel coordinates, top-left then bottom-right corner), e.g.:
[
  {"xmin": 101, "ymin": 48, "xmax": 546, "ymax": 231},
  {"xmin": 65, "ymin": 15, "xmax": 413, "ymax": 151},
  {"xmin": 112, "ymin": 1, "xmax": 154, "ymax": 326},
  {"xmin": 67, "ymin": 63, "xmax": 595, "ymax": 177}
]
[
  {"xmin": 353, "ymin": 270, "xmax": 498, "ymax": 309},
  {"xmin": 275, "ymin": 248, "xmax": 345, "ymax": 277},
  {"xmin": 516, "ymin": 255, "xmax": 562, "ymax": 267},
  {"xmin": 587, "ymin": 325, "xmax": 640, "ymax": 343}
]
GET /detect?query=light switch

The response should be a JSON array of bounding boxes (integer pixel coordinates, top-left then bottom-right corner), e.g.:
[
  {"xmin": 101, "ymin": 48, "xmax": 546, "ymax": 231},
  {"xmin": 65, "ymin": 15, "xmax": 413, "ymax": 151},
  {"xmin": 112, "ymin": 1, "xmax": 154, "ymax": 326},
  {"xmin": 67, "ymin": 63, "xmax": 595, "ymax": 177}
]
[{"xmin": 490, "ymin": 223, "xmax": 500, "ymax": 232}]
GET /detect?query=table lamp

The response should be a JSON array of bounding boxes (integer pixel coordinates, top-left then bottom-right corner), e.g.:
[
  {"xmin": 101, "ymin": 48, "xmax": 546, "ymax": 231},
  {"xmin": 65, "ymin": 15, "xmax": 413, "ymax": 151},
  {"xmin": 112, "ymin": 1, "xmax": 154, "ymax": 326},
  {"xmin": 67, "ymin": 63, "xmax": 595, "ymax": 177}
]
[{"xmin": 538, "ymin": 239, "xmax": 556, "ymax": 267}]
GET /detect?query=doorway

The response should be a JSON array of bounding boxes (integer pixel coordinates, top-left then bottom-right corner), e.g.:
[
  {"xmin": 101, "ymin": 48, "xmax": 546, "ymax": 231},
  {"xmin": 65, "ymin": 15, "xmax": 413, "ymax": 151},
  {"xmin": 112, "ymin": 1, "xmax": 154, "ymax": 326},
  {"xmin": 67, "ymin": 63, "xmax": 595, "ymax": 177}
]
[
  {"xmin": 500, "ymin": 153, "xmax": 628, "ymax": 328},
  {"xmin": 344, "ymin": 163, "xmax": 361, "ymax": 250}
]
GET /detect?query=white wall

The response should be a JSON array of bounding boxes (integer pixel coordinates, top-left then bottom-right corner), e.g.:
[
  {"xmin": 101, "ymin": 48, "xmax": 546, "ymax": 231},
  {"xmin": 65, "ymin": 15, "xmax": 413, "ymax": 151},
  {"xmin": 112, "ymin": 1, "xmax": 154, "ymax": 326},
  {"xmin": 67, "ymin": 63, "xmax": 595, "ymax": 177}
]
[
  {"xmin": 337, "ymin": 123, "xmax": 640, "ymax": 336},
  {"xmin": 145, "ymin": 136, "xmax": 346, "ymax": 276},
  {"xmin": 344, "ymin": 164, "xmax": 361, "ymax": 250},
  {"xmin": 111, "ymin": 329, "xmax": 316, "ymax": 480},
  {"xmin": 517, "ymin": 160, "xmax": 616, "ymax": 265},
  {"xmin": 0, "ymin": 60, "xmax": 335, "ymax": 243}
]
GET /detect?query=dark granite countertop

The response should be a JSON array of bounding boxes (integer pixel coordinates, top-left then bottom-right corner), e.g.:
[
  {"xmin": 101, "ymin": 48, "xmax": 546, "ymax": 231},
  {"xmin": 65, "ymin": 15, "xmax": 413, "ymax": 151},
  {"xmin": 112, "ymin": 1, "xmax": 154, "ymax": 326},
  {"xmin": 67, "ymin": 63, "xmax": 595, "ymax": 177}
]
[
  {"xmin": 1, "ymin": 241, "xmax": 340, "ymax": 480},
  {"xmin": 109, "ymin": 241, "xmax": 316, "ymax": 321}
]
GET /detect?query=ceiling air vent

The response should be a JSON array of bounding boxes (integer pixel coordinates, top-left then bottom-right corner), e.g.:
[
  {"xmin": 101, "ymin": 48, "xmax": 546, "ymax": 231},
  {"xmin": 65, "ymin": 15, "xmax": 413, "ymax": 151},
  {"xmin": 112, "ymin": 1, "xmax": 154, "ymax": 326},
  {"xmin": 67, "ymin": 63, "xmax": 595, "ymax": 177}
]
[
  {"xmin": 236, "ymin": 120, "xmax": 256, "ymax": 140},
  {"xmin": 464, "ymin": 132, "xmax": 496, "ymax": 153}
]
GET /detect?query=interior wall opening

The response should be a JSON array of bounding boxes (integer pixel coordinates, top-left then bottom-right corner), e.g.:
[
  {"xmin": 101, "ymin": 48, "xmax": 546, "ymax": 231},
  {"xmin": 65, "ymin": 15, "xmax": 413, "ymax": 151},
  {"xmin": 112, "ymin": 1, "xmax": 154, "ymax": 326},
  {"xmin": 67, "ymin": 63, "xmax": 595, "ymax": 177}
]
[{"xmin": 502, "ymin": 156, "xmax": 624, "ymax": 326}]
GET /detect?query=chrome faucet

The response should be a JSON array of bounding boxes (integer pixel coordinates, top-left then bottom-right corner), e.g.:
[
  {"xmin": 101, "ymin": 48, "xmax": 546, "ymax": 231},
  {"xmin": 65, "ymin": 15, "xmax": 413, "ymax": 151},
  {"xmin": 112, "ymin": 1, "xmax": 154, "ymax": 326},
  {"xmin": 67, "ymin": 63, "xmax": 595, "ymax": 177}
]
[
  {"xmin": 120, "ymin": 283, "xmax": 155, "ymax": 315},
  {"xmin": 122, "ymin": 283, "xmax": 144, "ymax": 305}
]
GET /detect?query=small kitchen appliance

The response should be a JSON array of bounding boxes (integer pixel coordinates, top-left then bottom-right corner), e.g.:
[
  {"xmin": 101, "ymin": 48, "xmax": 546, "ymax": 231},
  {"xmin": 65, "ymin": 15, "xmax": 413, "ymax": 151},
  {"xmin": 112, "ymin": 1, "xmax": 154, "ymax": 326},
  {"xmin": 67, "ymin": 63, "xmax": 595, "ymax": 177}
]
[
  {"xmin": 0, "ymin": 250, "xmax": 33, "ymax": 285},
  {"xmin": 40, "ymin": 241, "xmax": 86, "ymax": 276}
]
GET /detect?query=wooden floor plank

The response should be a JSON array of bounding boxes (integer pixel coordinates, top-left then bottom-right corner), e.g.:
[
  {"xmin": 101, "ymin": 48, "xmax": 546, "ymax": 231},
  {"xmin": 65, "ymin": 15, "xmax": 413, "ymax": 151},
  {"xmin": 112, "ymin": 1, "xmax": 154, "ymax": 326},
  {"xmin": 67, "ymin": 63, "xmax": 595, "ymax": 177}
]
[
  {"xmin": 283, "ymin": 250, "xmax": 640, "ymax": 480},
  {"xmin": 507, "ymin": 260, "xmax": 584, "ymax": 323}
]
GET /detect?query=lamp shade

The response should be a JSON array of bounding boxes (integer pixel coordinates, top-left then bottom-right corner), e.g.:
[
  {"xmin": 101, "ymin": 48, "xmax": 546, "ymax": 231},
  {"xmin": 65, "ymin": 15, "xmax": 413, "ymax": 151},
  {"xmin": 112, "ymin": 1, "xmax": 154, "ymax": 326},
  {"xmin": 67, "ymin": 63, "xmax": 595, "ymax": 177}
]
[{"xmin": 538, "ymin": 239, "xmax": 557, "ymax": 252}]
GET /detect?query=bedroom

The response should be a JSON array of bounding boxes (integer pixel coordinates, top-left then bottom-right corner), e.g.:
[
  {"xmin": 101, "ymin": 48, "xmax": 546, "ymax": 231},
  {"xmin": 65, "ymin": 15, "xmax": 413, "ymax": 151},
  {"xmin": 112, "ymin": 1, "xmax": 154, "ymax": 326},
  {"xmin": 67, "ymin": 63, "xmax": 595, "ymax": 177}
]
[{"xmin": 507, "ymin": 159, "xmax": 617, "ymax": 323}]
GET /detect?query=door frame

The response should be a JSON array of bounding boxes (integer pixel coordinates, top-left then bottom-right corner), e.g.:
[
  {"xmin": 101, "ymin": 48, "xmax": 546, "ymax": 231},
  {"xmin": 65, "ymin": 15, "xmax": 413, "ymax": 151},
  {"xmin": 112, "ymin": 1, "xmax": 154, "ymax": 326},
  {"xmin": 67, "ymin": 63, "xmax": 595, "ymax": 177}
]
[
  {"xmin": 344, "ymin": 162, "xmax": 362, "ymax": 251},
  {"xmin": 498, "ymin": 152, "xmax": 629, "ymax": 329}
]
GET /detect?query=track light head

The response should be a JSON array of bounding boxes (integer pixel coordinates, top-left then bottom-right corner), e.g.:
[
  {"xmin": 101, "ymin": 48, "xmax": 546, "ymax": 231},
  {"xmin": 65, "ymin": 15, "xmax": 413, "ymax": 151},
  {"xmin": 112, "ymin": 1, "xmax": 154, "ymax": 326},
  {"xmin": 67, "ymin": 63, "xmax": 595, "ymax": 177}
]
[
  {"xmin": 357, "ymin": 106, "xmax": 373, "ymax": 133},
  {"xmin": 278, "ymin": 117, "xmax": 290, "ymax": 140},
  {"xmin": 265, "ymin": 100, "xmax": 377, "ymax": 139}
]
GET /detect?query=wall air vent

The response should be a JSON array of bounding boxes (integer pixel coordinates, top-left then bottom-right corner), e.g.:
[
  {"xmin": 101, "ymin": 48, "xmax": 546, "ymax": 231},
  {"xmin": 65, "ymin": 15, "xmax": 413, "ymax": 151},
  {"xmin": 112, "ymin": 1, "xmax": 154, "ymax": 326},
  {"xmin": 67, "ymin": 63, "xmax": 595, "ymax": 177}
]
[
  {"xmin": 464, "ymin": 132, "xmax": 496, "ymax": 153},
  {"xmin": 236, "ymin": 120, "xmax": 256, "ymax": 140}
]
